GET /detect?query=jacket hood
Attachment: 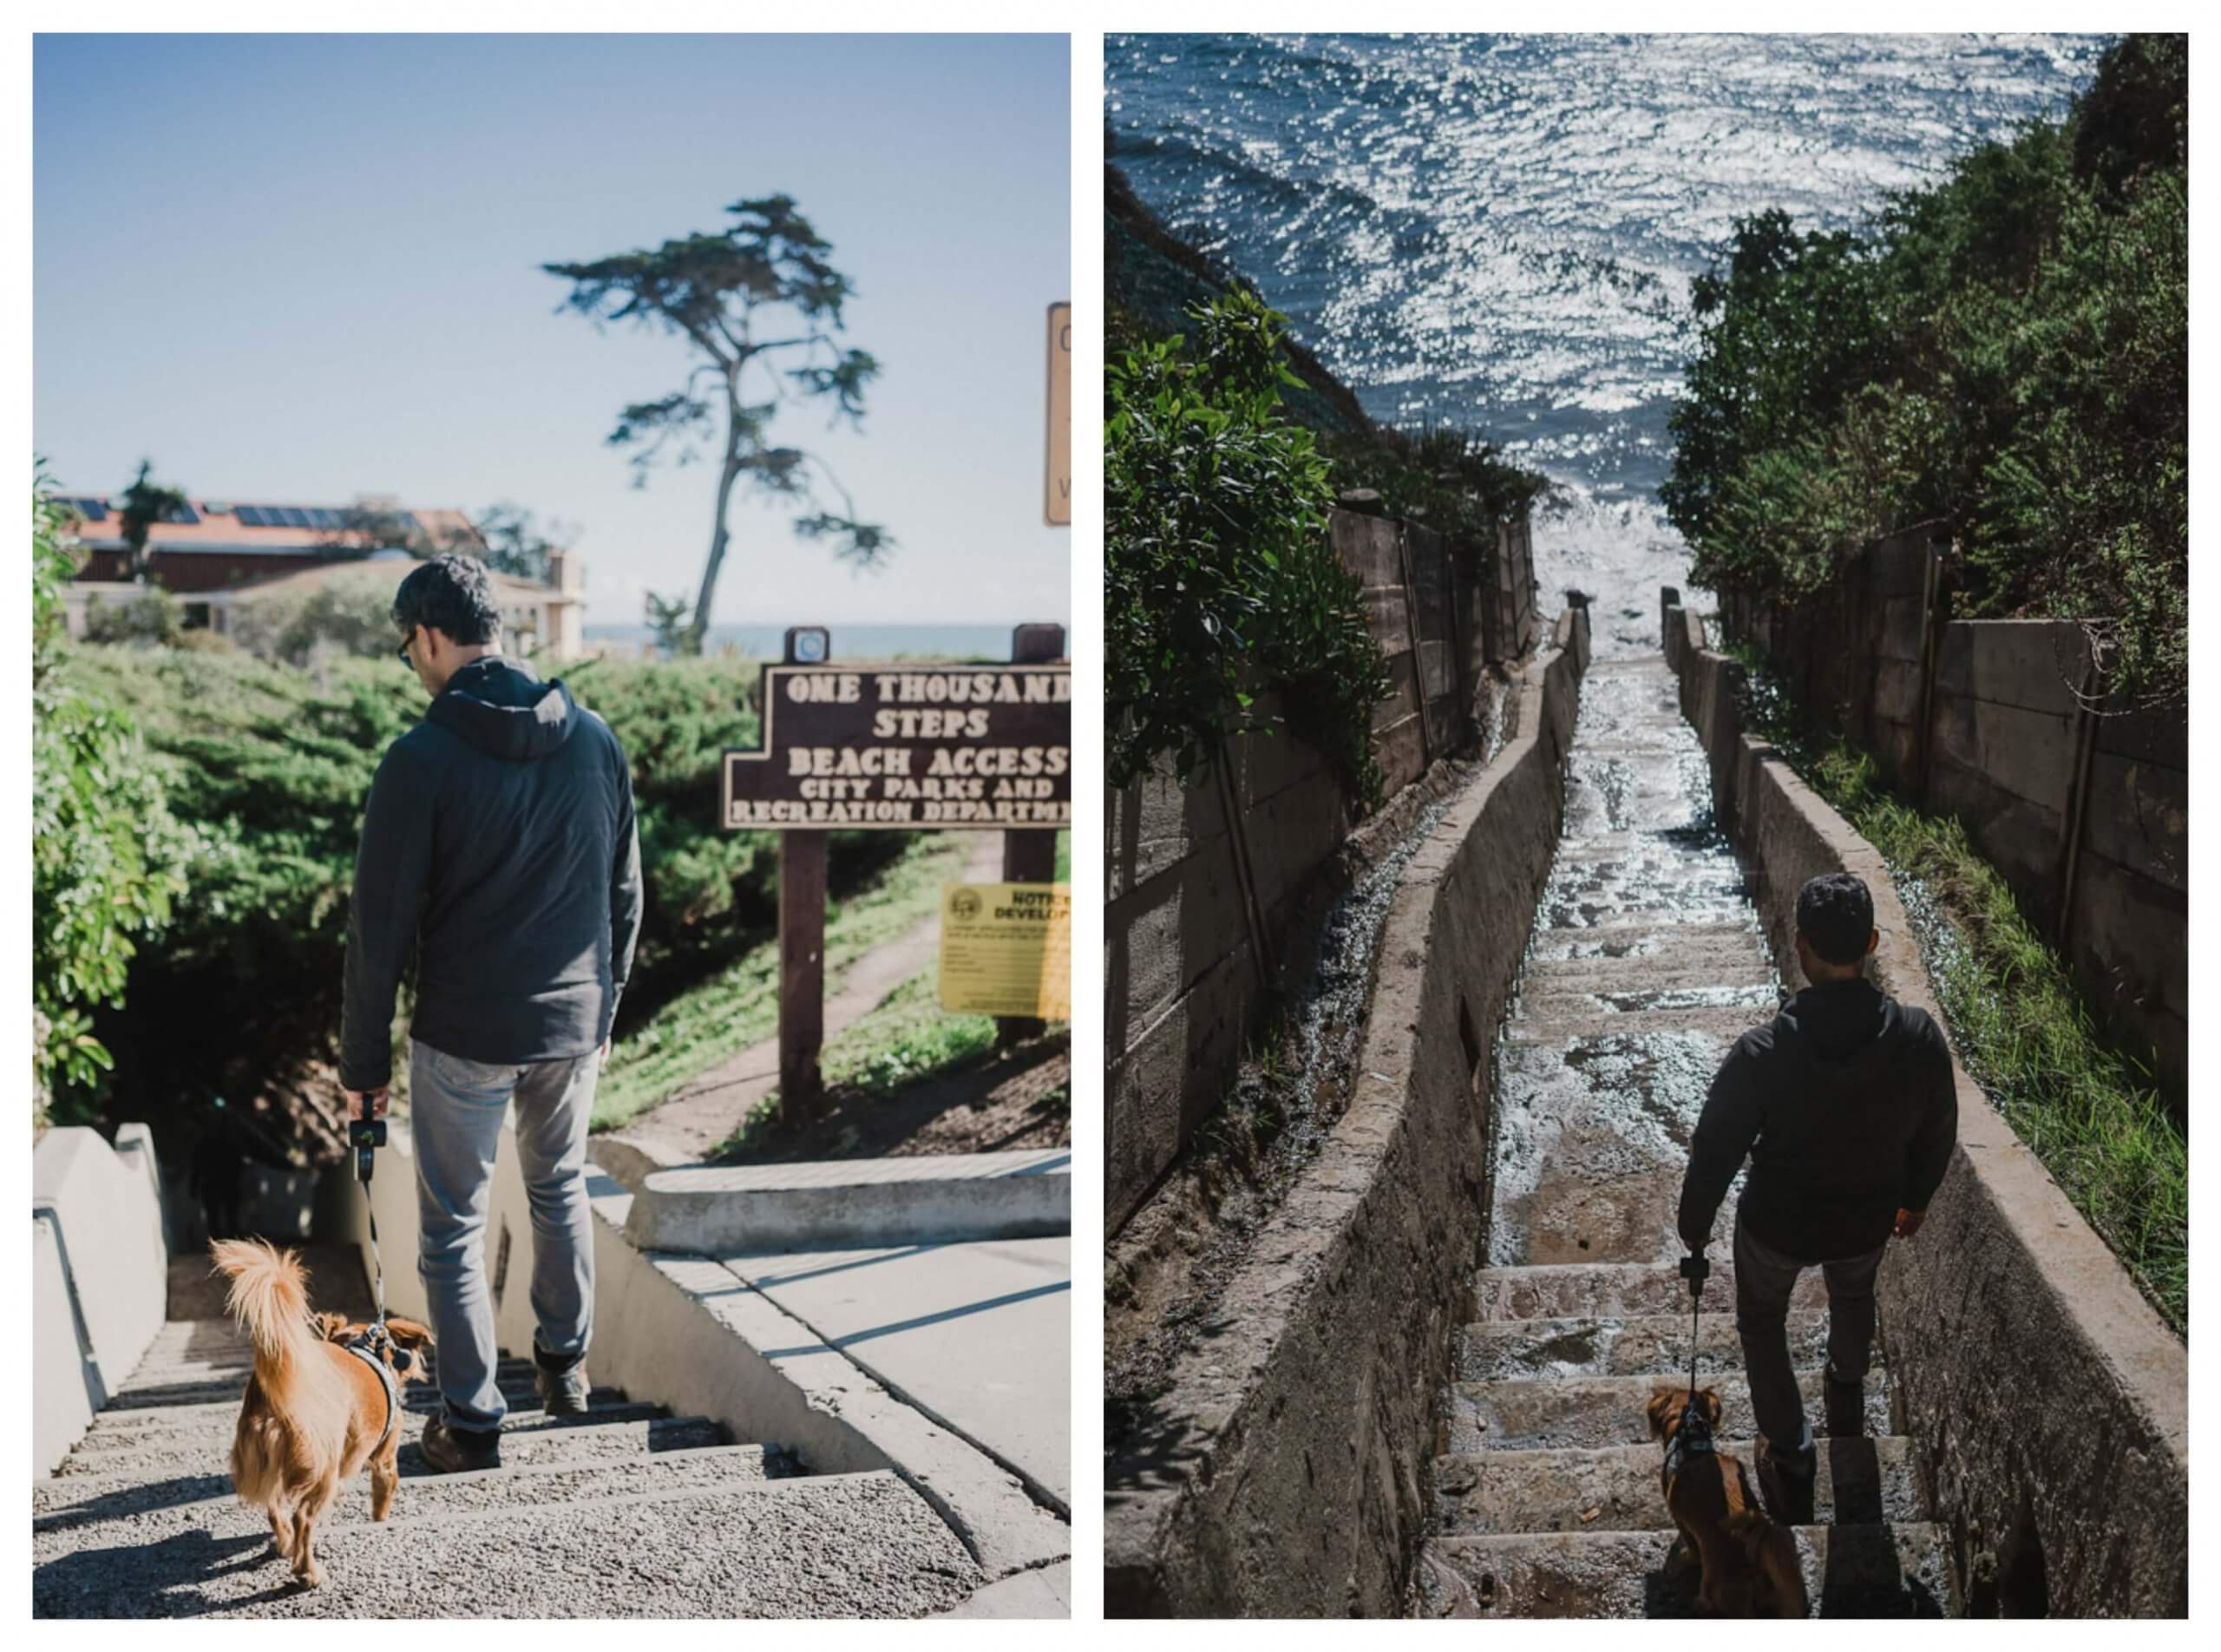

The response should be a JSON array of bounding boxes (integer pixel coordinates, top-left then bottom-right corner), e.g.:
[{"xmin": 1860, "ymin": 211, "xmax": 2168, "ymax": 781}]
[
  {"xmin": 1782, "ymin": 977, "xmax": 1889, "ymax": 1062},
  {"xmin": 424, "ymin": 656, "xmax": 576, "ymax": 761}
]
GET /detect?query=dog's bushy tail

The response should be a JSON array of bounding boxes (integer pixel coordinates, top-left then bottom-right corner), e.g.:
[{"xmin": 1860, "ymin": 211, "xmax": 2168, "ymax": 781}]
[
  {"xmin": 209, "ymin": 1238, "xmax": 348, "ymax": 1479},
  {"xmin": 1727, "ymin": 1509, "xmax": 1810, "ymax": 1619}
]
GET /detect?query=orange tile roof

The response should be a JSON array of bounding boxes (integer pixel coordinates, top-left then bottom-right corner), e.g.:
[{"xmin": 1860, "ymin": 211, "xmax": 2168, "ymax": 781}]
[{"xmin": 55, "ymin": 496, "xmax": 482, "ymax": 555}]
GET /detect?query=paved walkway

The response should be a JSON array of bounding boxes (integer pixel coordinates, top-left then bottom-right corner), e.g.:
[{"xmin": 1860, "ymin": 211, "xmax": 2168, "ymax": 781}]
[
  {"xmin": 721, "ymin": 1235, "xmax": 1071, "ymax": 1513},
  {"xmin": 1414, "ymin": 656, "xmax": 1957, "ymax": 1617},
  {"xmin": 34, "ymin": 1253, "xmax": 981, "ymax": 1617}
]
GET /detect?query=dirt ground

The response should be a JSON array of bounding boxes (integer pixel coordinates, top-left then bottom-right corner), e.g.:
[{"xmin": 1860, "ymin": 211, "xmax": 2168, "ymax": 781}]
[{"xmin": 713, "ymin": 1033, "xmax": 1071, "ymax": 1166}]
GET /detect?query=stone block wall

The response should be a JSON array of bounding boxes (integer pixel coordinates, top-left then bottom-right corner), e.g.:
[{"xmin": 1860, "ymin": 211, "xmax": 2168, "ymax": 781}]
[
  {"xmin": 1720, "ymin": 542, "xmax": 2185, "ymax": 1115},
  {"xmin": 1106, "ymin": 506, "xmax": 1536, "ymax": 1232}
]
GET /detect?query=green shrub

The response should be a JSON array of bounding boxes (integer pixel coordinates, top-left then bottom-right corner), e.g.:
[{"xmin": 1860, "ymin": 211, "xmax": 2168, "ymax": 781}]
[
  {"xmin": 1665, "ymin": 34, "xmax": 2186, "ymax": 708},
  {"xmin": 30, "ymin": 479, "xmax": 194, "ymax": 1125},
  {"xmin": 82, "ymin": 585, "xmax": 187, "ymax": 647},
  {"xmin": 1107, "ymin": 289, "xmax": 1390, "ymax": 803}
]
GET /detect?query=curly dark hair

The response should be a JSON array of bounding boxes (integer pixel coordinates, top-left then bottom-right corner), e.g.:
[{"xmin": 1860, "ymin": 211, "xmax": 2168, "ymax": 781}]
[
  {"xmin": 1796, "ymin": 871, "xmax": 1874, "ymax": 965},
  {"xmin": 391, "ymin": 553, "xmax": 501, "ymax": 646}
]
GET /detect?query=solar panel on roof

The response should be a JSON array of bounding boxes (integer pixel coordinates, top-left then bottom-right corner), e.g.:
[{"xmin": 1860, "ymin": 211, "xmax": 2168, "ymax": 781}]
[
  {"xmin": 235, "ymin": 506, "xmax": 264, "ymax": 527},
  {"xmin": 285, "ymin": 507, "xmax": 312, "ymax": 528},
  {"xmin": 66, "ymin": 497, "xmax": 108, "ymax": 521},
  {"xmin": 167, "ymin": 504, "xmax": 200, "ymax": 525}
]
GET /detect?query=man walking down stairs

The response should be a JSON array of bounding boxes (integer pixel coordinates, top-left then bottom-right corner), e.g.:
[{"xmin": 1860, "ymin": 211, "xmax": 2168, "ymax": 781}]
[
  {"xmin": 34, "ymin": 1249, "xmax": 981, "ymax": 1617},
  {"xmin": 1416, "ymin": 655, "xmax": 1960, "ymax": 1617}
]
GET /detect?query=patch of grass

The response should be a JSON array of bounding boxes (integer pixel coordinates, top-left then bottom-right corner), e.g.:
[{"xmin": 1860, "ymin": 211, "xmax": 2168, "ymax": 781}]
[
  {"xmin": 590, "ymin": 832, "xmax": 974, "ymax": 1131},
  {"xmin": 717, "ymin": 972, "xmax": 1000, "ymax": 1155},
  {"xmin": 1726, "ymin": 640, "xmax": 2187, "ymax": 1333}
]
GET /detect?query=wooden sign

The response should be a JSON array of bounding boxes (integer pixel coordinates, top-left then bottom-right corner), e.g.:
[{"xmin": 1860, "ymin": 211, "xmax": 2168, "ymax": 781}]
[
  {"xmin": 1045, "ymin": 301, "xmax": 1071, "ymax": 527},
  {"xmin": 722, "ymin": 665, "xmax": 1072, "ymax": 831},
  {"xmin": 937, "ymin": 882, "xmax": 1072, "ymax": 1020}
]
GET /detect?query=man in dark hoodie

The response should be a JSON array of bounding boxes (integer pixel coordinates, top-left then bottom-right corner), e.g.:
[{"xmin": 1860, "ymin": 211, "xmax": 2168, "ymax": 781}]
[
  {"xmin": 337, "ymin": 554, "xmax": 642, "ymax": 1475},
  {"xmin": 1676, "ymin": 871, "xmax": 1956, "ymax": 1525}
]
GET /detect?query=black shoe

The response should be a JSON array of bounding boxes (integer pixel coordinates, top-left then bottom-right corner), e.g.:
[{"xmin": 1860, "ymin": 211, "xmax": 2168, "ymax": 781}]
[
  {"xmin": 420, "ymin": 1416, "xmax": 501, "ymax": 1474},
  {"xmin": 1755, "ymin": 1435, "xmax": 1817, "ymax": 1528},
  {"xmin": 533, "ymin": 1344, "xmax": 592, "ymax": 1418},
  {"xmin": 1822, "ymin": 1364, "xmax": 1864, "ymax": 1438}
]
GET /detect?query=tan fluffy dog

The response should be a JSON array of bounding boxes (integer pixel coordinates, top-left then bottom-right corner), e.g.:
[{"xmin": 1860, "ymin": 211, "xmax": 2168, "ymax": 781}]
[
  {"xmin": 1646, "ymin": 1387, "xmax": 1807, "ymax": 1618},
  {"xmin": 210, "ymin": 1239, "xmax": 432, "ymax": 1588}
]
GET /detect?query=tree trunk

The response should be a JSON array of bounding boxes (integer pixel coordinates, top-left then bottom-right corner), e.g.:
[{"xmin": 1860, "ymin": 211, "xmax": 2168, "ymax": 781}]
[{"xmin": 684, "ymin": 384, "xmax": 747, "ymax": 657}]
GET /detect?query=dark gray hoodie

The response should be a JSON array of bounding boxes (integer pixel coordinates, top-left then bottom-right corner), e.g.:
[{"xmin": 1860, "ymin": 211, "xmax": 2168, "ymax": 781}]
[
  {"xmin": 339, "ymin": 655, "xmax": 643, "ymax": 1092},
  {"xmin": 1677, "ymin": 977, "xmax": 1958, "ymax": 1262}
]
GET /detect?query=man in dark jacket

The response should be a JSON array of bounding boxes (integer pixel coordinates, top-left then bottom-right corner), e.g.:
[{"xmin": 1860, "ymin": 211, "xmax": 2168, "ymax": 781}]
[
  {"xmin": 1676, "ymin": 871, "xmax": 1956, "ymax": 1524},
  {"xmin": 338, "ymin": 554, "xmax": 642, "ymax": 1475}
]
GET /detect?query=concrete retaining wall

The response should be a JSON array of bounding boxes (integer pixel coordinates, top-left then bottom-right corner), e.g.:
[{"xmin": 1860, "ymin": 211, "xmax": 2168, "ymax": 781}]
[
  {"xmin": 1107, "ymin": 506, "xmax": 1538, "ymax": 1232},
  {"xmin": 1664, "ymin": 590, "xmax": 2187, "ymax": 1618},
  {"xmin": 1104, "ymin": 606, "xmax": 1589, "ymax": 1616},
  {"xmin": 34, "ymin": 1124, "xmax": 167, "ymax": 1475},
  {"xmin": 1720, "ymin": 545, "xmax": 2185, "ymax": 1114}
]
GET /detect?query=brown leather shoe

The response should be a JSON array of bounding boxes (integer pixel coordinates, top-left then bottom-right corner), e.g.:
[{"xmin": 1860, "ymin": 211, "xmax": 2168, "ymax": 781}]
[
  {"xmin": 420, "ymin": 1416, "xmax": 501, "ymax": 1474},
  {"xmin": 1755, "ymin": 1435, "xmax": 1817, "ymax": 1527}
]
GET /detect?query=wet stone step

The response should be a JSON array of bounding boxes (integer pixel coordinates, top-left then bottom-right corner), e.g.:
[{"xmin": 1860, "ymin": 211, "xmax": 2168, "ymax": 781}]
[
  {"xmin": 1507, "ymin": 1006, "xmax": 1767, "ymax": 1045},
  {"xmin": 1536, "ymin": 900, "xmax": 1758, "ymax": 936},
  {"xmin": 1432, "ymin": 1435, "xmax": 1927, "ymax": 1536},
  {"xmin": 34, "ymin": 1446, "xmax": 787, "ymax": 1563},
  {"xmin": 1414, "ymin": 1521, "xmax": 1958, "ymax": 1618},
  {"xmin": 1458, "ymin": 1311, "xmax": 1861, "ymax": 1383},
  {"xmin": 1444, "ymin": 1373, "xmax": 1896, "ymax": 1454},
  {"xmin": 1471, "ymin": 1264, "xmax": 1826, "ymax": 1323},
  {"xmin": 1528, "ymin": 921, "xmax": 1765, "ymax": 963},
  {"xmin": 1519, "ymin": 983, "xmax": 1779, "ymax": 1020},
  {"xmin": 1522, "ymin": 956, "xmax": 1776, "ymax": 993}
]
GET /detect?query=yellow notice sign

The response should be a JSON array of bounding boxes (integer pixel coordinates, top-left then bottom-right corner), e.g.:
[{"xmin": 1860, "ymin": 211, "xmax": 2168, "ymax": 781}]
[{"xmin": 938, "ymin": 882, "xmax": 1071, "ymax": 1019}]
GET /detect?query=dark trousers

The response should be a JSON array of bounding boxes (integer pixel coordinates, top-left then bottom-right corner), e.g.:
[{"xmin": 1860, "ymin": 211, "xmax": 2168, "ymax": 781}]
[{"xmin": 1733, "ymin": 1211, "xmax": 1885, "ymax": 1454}]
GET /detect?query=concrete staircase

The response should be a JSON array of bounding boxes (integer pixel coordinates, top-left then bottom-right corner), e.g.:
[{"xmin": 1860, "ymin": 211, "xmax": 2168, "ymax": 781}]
[
  {"xmin": 1413, "ymin": 655, "xmax": 1958, "ymax": 1618},
  {"xmin": 34, "ymin": 1258, "xmax": 980, "ymax": 1617}
]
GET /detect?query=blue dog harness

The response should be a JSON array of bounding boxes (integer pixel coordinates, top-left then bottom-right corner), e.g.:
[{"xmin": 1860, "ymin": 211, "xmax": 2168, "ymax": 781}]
[{"xmin": 338, "ymin": 1321, "xmax": 403, "ymax": 1452}]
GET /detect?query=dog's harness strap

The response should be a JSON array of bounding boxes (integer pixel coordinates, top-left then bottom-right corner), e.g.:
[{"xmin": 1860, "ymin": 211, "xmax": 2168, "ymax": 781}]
[{"xmin": 341, "ymin": 1330, "xmax": 401, "ymax": 1452}]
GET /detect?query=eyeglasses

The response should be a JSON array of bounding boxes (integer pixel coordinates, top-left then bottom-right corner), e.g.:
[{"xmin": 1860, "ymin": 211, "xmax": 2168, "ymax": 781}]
[{"xmin": 396, "ymin": 628, "xmax": 415, "ymax": 667}]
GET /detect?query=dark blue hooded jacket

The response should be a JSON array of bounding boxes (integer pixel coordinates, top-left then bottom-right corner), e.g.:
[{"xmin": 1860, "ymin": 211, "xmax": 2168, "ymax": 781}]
[{"xmin": 338, "ymin": 655, "xmax": 642, "ymax": 1092}]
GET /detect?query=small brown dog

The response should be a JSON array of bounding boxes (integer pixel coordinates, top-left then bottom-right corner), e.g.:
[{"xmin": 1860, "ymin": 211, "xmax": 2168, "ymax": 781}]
[
  {"xmin": 1646, "ymin": 1387, "xmax": 1807, "ymax": 1617},
  {"xmin": 210, "ymin": 1239, "xmax": 432, "ymax": 1588}
]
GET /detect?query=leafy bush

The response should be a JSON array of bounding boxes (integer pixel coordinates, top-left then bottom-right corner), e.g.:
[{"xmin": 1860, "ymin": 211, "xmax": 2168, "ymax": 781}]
[
  {"xmin": 229, "ymin": 577, "xmax": 407, "ymax": 667},
  {"xmin": 1107, "ymin": 289, "xmax": 1390, "ymax": 803},
  {"xmin": 1664, "ymin": 34, "xmax": 2186, "ymax": 707},
  {"xmin": 82, "ymin": 585, "xmax": 187, "ymax": 647},
  {"xmin": 30, "ymin": 479, "xmax": 194, "ymax": 1125}
]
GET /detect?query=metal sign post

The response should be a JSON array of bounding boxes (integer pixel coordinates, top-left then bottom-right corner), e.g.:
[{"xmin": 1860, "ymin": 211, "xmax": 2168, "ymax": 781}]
[
  {"xmin": 999, "ymin": 622, "xmax": 1065, "ymax": 1046},
  {"xmin": 1045, "ymin": 303, "xmax": 1071, "ymax": 528}
]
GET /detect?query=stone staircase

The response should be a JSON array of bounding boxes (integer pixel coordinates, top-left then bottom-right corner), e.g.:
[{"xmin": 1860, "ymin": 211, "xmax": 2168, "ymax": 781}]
[
  {"xmin": 34, "ymin": 1253, "xmax": 981, "ymax": 1617},
  {"xmin": 1413, "ymin": 655, "xmax": 1958, "ymax": 1618}
]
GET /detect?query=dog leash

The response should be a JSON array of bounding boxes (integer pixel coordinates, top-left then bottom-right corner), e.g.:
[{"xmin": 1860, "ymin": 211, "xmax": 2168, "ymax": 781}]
[
  {"xmin": 341, "ymin": 1086, "xmax": 402, "ymax": 1447},
  {"xmin": 1670, "ymin": 1251, "xmax": 1716, "ymax": 1472}
]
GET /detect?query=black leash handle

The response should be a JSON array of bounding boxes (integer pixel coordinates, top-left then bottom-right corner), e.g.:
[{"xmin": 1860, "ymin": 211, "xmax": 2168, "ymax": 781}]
[
  {"xmin": 1679, "ymin": 1252, "xmax": 1710, "ymax": 1405},
  {"xmin": 350, "ymin": 1090, "xmax": 390, "ymax": 1326}
]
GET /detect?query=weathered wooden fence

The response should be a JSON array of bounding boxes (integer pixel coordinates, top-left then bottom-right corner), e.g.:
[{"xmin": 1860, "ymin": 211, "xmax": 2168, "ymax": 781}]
[
  {"xmin": 1105, "ymin": 504, "xmax": 1539, "ymax": 1232},
  {"xmin": 1720, "ymin": 537, "xmax": 2186, "ymax": 1118}
]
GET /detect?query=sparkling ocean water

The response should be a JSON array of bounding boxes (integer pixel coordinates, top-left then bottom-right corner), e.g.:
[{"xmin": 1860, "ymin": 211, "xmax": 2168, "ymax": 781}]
[{"xmin": 1107, "ymin": 32, "xmax": 2104, "ymax": 655}]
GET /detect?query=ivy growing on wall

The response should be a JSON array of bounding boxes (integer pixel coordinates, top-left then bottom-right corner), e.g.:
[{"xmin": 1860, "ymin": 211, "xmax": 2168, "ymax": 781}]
[{"xmin": 1107, "ymin": 291, "xmax": 1390, "ymax": 807}]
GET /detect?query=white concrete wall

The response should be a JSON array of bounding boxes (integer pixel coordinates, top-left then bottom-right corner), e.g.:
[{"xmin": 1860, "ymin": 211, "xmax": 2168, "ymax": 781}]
[{"xmin": 33, "ymin": 1124, "xmax": 168, "ymax": 1475}]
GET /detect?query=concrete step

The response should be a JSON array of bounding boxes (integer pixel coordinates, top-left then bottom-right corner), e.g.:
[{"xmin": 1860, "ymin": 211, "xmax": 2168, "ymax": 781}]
[
  {"xmin": 1527, "ymin": 921, "xmax": 1766, "ymax": 965},
  {"xmin": 1458, "ymin": 1311, "xmax": 1856, "ymax": 1382},
  {"xmin": 1445, "ymin": 1373, "xmax": 1895, "ymax": 1454},
  {"xmin": 1415, "ymin": 1521, "xmax": 1958, "ymax": 1617},
  {"xmin": 1432, "ymin": 1435, "xmax": 1926, "ymax": 1535},
  {"xmin": 1521, "ymin": 956, "xmax": 1776, "ymax": 993},
  {"xmin": 1518, "ymin": 984, "xmax": 1779, "ymax": 1020},
  {"xmin": 105, "ymin": 1360, "xmax": 606, "ymax": 1415},
  {"xmin": 32, "ymin": 1472, "xmax": 982, "ymax": 1618},
  {"xmin": 69, "ymin": 1395, "xmax": 664, "ymax": 1459},
  {"xmin": 1471, "ymin": 1264, "xmax": 1825, "ymax": 1323},
  {"xmin": 35, "ymin": 1445, "xmax": 786, "ymax": 1559},
  {"xmin": 1505, "ymin": 1006, "xmax": 1766, "ymax": 1046},
  {"xmin": 40, "ymin": 1413, "xmax": 729, "ymax": 1503},
  {"xmin": 1536, "ymin": 899, "xmax": 1755, "ymax": 935}
]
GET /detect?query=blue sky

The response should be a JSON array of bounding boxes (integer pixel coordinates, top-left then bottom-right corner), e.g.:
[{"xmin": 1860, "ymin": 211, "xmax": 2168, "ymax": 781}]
[{"xmin": 34, "ymin": 33, "xmax": 1071, "ymax": 630}]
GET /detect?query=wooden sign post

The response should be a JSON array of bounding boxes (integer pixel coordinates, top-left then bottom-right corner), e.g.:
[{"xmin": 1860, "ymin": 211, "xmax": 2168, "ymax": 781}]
[{"xmin": 722, "ymin": 627, "xmax": 1071, "ymax": 1117}]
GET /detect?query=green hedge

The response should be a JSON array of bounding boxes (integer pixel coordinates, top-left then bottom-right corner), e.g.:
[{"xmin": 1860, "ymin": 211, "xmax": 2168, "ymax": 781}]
[{"xmin": 1664, "ymin": 34, "xmax": 2186, "ymax": 708}]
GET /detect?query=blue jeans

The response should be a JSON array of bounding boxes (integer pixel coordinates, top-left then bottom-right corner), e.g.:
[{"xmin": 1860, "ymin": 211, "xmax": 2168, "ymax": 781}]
[{"xmin": 409, "ymin": 1039, "xmax": 600, "ymax": 1432}]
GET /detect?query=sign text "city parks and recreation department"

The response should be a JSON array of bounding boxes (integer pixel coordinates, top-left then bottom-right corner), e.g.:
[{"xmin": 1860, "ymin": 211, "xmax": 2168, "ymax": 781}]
[{"xmin": 722, "ymin": 664, "xmax": 1072, "ymax": 829}]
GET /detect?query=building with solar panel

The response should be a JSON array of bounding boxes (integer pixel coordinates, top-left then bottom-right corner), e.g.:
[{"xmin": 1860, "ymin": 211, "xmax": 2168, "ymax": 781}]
[{"xmin": 53, "ymin": 494, "xmax": 588, "ymax": 659}]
